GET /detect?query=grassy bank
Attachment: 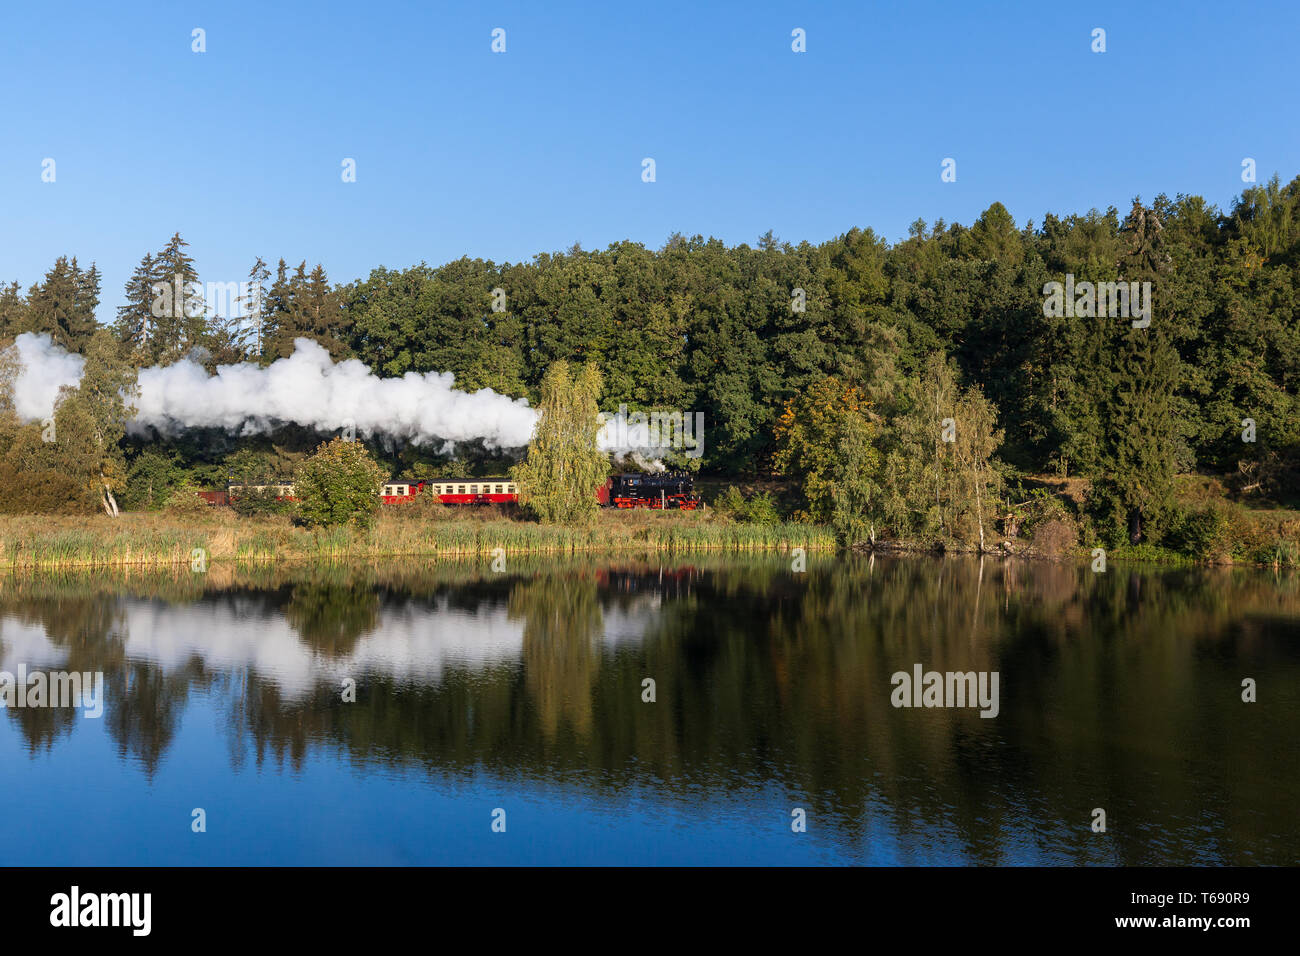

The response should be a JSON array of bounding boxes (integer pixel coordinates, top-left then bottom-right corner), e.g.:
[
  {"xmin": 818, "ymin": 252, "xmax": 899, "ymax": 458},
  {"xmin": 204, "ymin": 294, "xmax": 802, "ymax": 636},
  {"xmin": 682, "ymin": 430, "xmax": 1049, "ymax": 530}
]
[{"xmin": 0, "ymin": 509, "xmax": 835, "ymax": 570}]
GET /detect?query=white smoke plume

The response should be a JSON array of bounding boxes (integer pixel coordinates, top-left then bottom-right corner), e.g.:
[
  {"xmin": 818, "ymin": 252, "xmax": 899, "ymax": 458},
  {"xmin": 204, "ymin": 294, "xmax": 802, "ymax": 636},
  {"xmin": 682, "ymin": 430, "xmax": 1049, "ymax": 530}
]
[
  {"xmin": 132, "ymin": 338, "xmax": 539, "ymax": 447},
  {"xmin": 4, "ymin": 333, "xmax": 538, "ymax": 448},
  {"xmin": 6, "ymin": 333, "xmax": 85, "ymax": 422},
  {"xmin": 3, "ymin": 334, "xmax": 683, "ymax": 458}
]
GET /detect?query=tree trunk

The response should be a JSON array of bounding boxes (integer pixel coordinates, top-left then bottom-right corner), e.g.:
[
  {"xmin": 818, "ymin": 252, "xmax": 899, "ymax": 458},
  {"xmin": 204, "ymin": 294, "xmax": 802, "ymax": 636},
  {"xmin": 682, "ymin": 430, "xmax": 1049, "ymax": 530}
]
[{"xmin": 101, "ymin": 474, "xmax": 120, "ymax": 518}]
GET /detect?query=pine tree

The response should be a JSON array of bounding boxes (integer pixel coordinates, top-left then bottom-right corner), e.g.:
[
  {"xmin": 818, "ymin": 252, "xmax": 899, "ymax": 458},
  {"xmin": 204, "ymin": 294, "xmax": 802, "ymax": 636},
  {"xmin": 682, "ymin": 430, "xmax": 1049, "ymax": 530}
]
[{"xmin": 1085, "ymin": 201, "xmax": 1187, "ymax": 545}]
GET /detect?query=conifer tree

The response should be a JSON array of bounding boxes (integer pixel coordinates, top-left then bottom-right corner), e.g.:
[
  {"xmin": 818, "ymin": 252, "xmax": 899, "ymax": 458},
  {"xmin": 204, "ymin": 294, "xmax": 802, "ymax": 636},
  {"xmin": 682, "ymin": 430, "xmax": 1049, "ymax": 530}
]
[
  {"xmin": 115, "ymin": 252, "xmax": 161, "ymax": 360},
  {"xmin": 25, "ymin": 256, "xmax": 100, "ymax": 352},
  {"xmin": 237, "ymin": 257, "xmax": 271, "ymax": 361},
  {"xmin": 152, "ymin": 232, "xmax": 208, "ymax": 364}
]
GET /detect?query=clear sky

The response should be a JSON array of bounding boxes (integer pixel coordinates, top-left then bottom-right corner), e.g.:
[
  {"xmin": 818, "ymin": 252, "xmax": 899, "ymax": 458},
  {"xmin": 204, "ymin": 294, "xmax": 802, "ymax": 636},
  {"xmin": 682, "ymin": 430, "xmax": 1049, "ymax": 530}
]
[{"xmin": 2, "ymin": 0, "xmax": 1296, "ymax": 321}]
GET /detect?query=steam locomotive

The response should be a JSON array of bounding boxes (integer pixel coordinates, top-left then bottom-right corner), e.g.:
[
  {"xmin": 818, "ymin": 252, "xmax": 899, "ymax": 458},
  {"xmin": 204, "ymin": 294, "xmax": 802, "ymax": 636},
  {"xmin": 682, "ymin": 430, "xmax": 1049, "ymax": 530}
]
[
  {"xmin": 205, "ymin": 471, "xmax": 701, "ymax": 510},
  {"xmin": 605, "ymin": 471, "xmax": 700, "ymax": 510}
]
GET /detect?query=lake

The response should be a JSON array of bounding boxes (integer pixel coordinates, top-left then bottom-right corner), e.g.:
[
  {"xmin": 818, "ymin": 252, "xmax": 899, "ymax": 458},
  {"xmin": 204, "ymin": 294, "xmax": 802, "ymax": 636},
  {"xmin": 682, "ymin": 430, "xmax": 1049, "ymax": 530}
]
[{"xmin": 1, "ymin": 555, "xmax": 1297, "ymax": 865}]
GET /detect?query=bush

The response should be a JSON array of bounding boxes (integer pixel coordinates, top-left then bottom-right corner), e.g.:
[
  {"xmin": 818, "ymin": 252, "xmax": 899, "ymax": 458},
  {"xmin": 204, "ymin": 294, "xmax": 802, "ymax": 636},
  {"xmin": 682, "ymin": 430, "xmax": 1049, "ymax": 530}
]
[
  {"xmin": 405, "ymin": 485, "xmax": 449, "ymax": 519},
  {"xmin": 231, "ymin": 486, "xmax": 293, "ymax": 518},
  {"xmin": 716, "ymin": 486, "xmax": 782, "ymax": 525},
  {"xmin": 1031, "ymin": 517, "xmax": 1078, "ymax": 558},
  {"xmin": 122, "ymin": 450, "xmax": 186, "ymax": 511},
  {"xmin": 1165, "ymin": 503, "xmax": 1232, "ymax": 561},
  {"xmin": 1018, "ymin": 488, "xmax": 1073, "ymax": 536},
  {"xmin": 0, "ymin": 465, "xmax": 98, "ymax": 515},
  {"xmin": 162, "ymin": 481, "xmax": 212, "ymax": 517},
  {"xmin": 294, "ymin": 439, "xmax": 385, "ymax": 529}
]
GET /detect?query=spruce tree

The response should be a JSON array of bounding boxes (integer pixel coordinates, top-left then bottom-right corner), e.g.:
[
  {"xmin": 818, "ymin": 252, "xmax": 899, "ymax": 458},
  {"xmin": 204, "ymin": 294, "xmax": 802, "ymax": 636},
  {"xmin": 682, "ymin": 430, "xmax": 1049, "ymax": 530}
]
[
  {"xmin": 25, "ymin": 256, "xmax": 100, "ymax": 352},
  {"xmin": 237, "ymin": 257, "xmax": 271, "ymax": 361},
  {"xmin": 115, "ymin": 252, "xmax": 161, "ymax": 362},
  {"xmin": 152, "ymin": 232, "xmax": 208, "ymax": 364}
]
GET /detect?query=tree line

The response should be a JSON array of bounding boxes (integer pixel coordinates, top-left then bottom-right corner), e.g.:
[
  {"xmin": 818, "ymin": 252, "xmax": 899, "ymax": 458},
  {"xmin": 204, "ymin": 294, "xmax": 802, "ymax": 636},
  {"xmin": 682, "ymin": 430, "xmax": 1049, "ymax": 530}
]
[{"xmin": 0, "ymin": 175, "xmax": 1297, "ymax": 546}]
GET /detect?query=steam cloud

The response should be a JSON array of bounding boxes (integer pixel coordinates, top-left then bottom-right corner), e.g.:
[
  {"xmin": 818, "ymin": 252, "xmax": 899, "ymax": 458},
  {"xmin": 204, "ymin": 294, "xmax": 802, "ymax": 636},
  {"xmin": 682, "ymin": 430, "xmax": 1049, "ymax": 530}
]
[
  {"xmin": 3, "ymin": 333, "xmax": 686, "ymax": 458},
  {"xmin": 6, "ymin": 333, "xmax": 538, "ymax": 448},
  {"xmin": 7, "ymin": 333, "xmax": 85, "ymax": 422}
]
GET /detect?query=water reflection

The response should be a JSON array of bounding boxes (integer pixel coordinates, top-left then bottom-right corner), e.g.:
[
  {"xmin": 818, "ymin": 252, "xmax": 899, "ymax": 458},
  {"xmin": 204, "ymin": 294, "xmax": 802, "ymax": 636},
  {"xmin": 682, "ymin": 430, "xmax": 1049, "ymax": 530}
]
[{"xmin": 1, "ymin": 557, "xmax": 1297, "ymax": 865}]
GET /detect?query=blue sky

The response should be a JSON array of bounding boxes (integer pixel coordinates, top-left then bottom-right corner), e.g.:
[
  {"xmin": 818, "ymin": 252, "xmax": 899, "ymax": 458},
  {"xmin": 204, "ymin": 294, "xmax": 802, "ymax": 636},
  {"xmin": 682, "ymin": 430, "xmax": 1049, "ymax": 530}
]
[{"xmin": 2, "ymin": 0, "xmax": 1296, "ymax": 321}]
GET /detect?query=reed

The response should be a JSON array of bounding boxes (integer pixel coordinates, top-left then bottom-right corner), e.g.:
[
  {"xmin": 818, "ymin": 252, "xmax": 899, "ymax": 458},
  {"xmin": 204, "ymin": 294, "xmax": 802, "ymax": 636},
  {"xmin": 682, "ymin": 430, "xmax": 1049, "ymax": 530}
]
[{"xmin": 0, "ymin": 511, "xmax": 833, "ymax": 570}]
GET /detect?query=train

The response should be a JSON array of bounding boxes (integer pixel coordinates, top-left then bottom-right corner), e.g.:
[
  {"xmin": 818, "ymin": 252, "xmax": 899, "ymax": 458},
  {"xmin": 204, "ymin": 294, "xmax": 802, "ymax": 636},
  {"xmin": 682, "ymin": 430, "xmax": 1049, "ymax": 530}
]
[{"xmin": 199, "ymin": 470, "xmax": 701, "ymax": 511}]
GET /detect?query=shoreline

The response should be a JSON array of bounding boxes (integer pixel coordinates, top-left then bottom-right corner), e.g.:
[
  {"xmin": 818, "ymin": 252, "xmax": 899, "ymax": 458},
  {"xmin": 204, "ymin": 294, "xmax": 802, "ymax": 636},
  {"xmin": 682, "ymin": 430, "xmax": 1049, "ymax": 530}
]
[
  {"xmin": 0, "ymin": 511, "xmax": 836, "ymax": 571},
  {"xmin": 0, "ymin": 511, "xmax": 1294, "ymax": 572}
]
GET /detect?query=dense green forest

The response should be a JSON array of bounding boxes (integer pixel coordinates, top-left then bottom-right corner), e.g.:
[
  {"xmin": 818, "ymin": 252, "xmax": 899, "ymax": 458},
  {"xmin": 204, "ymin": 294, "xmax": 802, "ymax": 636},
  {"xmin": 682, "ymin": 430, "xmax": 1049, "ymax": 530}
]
[{"xmin": 1, "ymin": 175, "xmax": 1298, "ymax": 555}]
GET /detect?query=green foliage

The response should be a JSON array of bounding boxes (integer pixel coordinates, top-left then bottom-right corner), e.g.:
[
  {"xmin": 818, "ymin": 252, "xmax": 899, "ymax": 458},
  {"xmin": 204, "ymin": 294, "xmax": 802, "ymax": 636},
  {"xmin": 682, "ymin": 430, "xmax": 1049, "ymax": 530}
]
[
  {"xmin": 21, "ymin": 256, "xmax": 100, "ymax": 353},
  {"xmin": 230, "ymin": 486, "xmax": 293, "ymax": 518},
  {"xmin": 6, "ymin": 175, "xmax": 1300, "ymax": 556},
  {"xmin": 717, "ymin": 486, "xmax": 782, "ymax": 525},
  {"xmin": 773, "ymin": 378, "xmax": 875, "ymax": 523},
  {"xmin": 293, "ymin": 438, "xmax": 386, "ymax": 529},
  {"xmin": 831, "ymin": 413, "xmax": 881, "ymax": 545},
  {"xmin": 162, "ymin": 481, "xmax": 211, "ymax": 517},
  {"xmin": 511, "ymin": 361, "xmax": 610, "ymax": 525},
  {"xmin": 0, "ymin": 331, "xmax": 136, "ymax": 516},
  {"xmin": 123, "ymin": 450, "xmax": 186, "ymax": 511},
  {"xmin": 1164, "ymin": 503, "xmax": 1232, "ymax": 561},
  {"xmin": 872, "ymin": 355, "xmax": 1005, "ymax": 546},
  {"xmin": 0, "ymin": 421, "xmax": 99, "ymax": 514},
  {"xmin": 58, "ymin": 330, "xmax": 139, "ymax": 515},
  {"xmin": 1017, "ymin": 487, "xmax": 1074, "ymax": 536}
]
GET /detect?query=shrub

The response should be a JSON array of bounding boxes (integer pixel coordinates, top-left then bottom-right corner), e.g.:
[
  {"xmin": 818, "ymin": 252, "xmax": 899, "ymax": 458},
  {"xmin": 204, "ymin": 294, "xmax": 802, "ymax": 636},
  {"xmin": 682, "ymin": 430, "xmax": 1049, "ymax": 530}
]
[
  {"xmin": 122, "ymin": 450, "xmax": 186, "ymax": 511},
  {"xmin": 162, "ymin": 481, "xmax": 212, "ymax": 517},
  {"xmin": 294, "ymin": 439, "xmax": 386, "ymax": 529},
  {"xmin": 742, "ymin": 491, "xmax": 782, "ymax": 526},
  {"xmin": 404, "ymin": 484, "xmax": 449, "ymax": 519},
  {"xmin": 0, "ymin": 465, "xmax": 98, "ymax": 515},
  {"xmin": 716, "ymin": 486, "xmax": 782, "ymax": 525},
  {"xmin": 230, "ymin": 486, "xmax": 293, "ymax": 518},
  {"xmin": 1165, "ymin": 503, "xmax": 1232, "ymax": 562},
  {"xmin": 1031, "ymin": 517, "xmax": 1078, "ymax": 558}
]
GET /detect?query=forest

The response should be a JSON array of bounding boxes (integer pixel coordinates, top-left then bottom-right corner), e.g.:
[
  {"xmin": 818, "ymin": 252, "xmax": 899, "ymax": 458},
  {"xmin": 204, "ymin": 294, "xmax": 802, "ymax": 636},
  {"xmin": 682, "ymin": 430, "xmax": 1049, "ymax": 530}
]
[{"xmin": 0, "ymin": 174, "xmax": 1297, "ymax": 559}]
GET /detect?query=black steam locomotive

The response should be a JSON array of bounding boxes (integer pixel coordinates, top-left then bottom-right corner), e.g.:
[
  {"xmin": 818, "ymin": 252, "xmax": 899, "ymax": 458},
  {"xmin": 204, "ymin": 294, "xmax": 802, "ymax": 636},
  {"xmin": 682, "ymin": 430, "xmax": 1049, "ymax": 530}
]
[{"xmin": 605, "ymin": 471, "xmax": 701, "ymax": 510}]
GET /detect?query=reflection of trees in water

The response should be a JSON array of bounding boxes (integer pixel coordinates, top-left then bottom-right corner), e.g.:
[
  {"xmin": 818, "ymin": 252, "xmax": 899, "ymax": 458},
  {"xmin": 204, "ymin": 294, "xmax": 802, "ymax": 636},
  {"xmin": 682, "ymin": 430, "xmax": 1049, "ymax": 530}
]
[
  {"xmin": 227, "ymin": 676, "xmax": 318, "ymax": 773},
  {"xmin": 0, "ymin": 591, "xmax": 127, "ymax": 754},
  {"xmin": 284, "ymin": 575, "xmax": 380, "ymax": 658},
  {"xmin": 3, "ymin": 560, "xmax": 1300, "ymax": 862},
  {"xmin": 103, "ymin": 660, "xmax": 212, "ymax": 777},
  {"xmin": 6, "ymin": 700, "xmax": 80, "ymax": 753},
  {"xmin": 511, "ymin": 572, "xmax": 604, "ymax": 741}
]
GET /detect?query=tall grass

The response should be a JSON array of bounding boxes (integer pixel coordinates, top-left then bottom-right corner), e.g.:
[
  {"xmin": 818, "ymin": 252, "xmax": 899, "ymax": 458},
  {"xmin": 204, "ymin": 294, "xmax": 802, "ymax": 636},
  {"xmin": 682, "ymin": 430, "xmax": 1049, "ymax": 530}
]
[{"xmin": 0, "ymin": 510, "xmax": 833, "ymax": 570}]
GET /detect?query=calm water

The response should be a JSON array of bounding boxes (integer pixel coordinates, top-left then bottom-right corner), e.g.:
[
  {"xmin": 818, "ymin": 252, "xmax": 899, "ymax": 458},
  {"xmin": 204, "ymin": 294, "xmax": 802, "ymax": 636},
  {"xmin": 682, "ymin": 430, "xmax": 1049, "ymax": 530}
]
[{"xmin": 1, "ymin": 555, "xmax": 1297, "ymax": 866}]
